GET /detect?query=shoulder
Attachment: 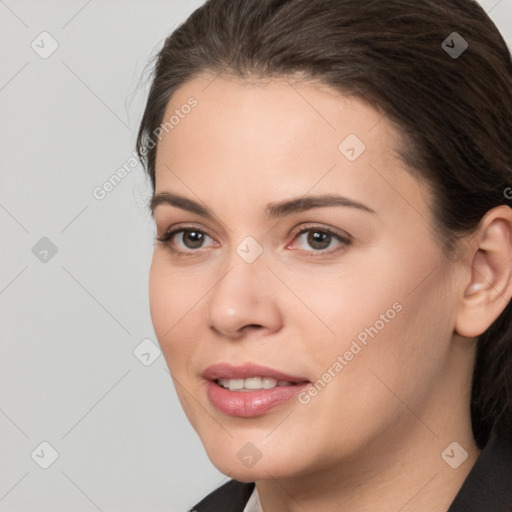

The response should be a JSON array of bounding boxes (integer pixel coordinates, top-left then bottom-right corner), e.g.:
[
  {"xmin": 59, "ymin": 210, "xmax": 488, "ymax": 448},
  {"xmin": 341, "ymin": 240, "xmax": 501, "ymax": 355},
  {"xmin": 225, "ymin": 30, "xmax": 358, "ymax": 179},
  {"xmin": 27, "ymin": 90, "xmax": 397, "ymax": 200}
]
[{"xmin": 189, "ymin": 479, "xmax": 255, "ymax": 512}]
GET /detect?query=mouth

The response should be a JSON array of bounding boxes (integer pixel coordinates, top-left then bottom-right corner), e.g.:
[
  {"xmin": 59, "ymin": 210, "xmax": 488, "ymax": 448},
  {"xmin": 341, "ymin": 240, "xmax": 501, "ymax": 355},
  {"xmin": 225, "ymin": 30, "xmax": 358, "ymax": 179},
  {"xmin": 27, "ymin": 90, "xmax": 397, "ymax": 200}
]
[
  {"xmin": 215, "ymin": 376, "xmax": 300, "ymax": 391},
  {"xmin": 202, "ymin": 363, "xmax": 311, "ymax": 417}
]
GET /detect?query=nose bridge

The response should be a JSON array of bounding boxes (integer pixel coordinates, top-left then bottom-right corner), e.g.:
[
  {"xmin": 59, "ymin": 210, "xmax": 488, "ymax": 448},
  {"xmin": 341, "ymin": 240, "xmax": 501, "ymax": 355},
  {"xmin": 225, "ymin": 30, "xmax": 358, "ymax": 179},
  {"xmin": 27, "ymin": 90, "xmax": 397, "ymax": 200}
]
[
  {"xmin": 206, "ymin": 238, "xmax": 282, "ymax": 336},
  {"xmin": 220, "ymin": 233, "xmax": 268, "ymax": 290}
]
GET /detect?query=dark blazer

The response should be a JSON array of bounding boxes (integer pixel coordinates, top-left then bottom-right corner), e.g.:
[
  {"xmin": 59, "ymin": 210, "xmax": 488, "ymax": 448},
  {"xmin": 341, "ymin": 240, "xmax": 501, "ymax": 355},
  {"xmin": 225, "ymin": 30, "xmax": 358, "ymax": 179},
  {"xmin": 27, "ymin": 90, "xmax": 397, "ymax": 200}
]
[{"xmin": 189, "ymin": 427, "xmax": 512, "ymax": 511}]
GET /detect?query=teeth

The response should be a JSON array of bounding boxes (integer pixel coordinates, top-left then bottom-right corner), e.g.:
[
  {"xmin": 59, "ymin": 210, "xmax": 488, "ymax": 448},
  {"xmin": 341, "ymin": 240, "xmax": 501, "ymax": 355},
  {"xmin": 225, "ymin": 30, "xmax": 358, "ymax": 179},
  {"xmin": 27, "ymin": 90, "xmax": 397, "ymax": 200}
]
[
  {"xmin": 228, "ymin": 379, "xmax": 244, "ymax": 391},
  {"xmin": 244, "ymin": 377, "xmax": 263, "ymax": 389},
  {"xmin": 263, "ymin": 377, "xmax": 277, "ymax": 389},
  {"xmin": 217, "ymin": 377, "xmax": 296, "ymax": 391}
]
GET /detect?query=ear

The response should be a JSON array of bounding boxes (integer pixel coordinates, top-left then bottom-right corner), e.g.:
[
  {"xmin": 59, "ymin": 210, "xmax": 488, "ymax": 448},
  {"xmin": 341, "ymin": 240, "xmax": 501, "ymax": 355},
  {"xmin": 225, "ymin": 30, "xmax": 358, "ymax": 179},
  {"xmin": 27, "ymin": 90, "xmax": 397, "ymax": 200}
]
[{"xmin": 455, "ymin": 205, "xmax": 512, "ymax": 338}]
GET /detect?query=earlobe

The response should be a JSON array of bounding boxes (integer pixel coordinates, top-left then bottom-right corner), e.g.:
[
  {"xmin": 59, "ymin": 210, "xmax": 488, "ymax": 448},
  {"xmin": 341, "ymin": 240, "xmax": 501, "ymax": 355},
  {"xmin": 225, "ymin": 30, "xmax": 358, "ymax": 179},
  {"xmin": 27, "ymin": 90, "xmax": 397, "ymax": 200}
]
[{"xmin": 455, "ymin": 207, "xmax": 512, "ymax": 338}]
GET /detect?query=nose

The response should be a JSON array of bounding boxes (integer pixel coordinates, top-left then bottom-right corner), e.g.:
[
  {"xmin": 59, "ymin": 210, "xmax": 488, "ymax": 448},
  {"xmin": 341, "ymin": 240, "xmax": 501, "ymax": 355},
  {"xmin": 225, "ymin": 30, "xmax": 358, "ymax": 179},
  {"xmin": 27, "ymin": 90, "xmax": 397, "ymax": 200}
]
[{"xmin": 206, "ymin": 251, "xmax": 283, "ymax": 339}]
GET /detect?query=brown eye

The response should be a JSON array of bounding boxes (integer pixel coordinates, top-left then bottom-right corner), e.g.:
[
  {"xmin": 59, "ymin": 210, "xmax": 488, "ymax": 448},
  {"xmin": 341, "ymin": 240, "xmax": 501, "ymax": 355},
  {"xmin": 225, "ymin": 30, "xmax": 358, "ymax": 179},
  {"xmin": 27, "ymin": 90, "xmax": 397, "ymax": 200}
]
[
  {"xmin": 306, "ymin": 231, "xmax": 332, "ymax": 250},
  {"xmin": 180, "ymin": 230, "xmax": 205, "ymax": 249},
  {"xmin": 155, "ymin": 227, "xmax": 215, "ymax": 253},
  {"xmin": 290, "ymin": 226, "xmax": 351, "ymax": 254}
]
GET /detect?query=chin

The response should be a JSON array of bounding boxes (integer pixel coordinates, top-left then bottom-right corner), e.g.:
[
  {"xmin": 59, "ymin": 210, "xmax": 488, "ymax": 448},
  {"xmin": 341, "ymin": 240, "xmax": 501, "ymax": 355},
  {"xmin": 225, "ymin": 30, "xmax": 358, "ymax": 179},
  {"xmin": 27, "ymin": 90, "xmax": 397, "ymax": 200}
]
[
  {"xmin": 201, "ymin": 436, "xmax": 303, "ymax": 483},
  {"xmin": 210, "ymin": 457, "xmax": 286, "ymax": 483}
]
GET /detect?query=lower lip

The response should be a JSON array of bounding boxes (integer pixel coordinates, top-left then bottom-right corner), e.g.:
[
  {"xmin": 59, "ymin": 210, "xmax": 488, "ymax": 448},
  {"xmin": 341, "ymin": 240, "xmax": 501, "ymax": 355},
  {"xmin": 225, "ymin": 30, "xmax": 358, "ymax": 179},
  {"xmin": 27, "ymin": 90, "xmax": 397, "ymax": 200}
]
[{"xmin": 206, "ymin": 380, "xmax": 309, "ymax": 417}]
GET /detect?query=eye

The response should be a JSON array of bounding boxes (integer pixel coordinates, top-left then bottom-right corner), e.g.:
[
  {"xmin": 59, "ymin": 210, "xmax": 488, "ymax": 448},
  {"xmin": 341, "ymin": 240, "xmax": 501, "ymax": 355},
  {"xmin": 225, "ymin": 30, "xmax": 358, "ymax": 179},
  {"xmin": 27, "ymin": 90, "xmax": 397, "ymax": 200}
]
[
  {"xmin": 155, "ymin": 224, "xmax": 351, "ymax": 256},
  {"xmin": 289, "ymin": 225, "xmax": 351, "ymax": 254},
  {"xmin": 155, "ymin": 226, "xmax": 216, "ymax": 253}
]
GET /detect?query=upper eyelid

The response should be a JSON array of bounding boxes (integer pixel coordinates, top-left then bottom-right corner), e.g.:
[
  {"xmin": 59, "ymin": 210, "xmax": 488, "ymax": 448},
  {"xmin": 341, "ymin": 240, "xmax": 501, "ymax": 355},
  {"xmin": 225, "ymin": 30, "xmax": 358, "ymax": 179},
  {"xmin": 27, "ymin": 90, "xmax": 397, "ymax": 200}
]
[
  {"xmin": 291, "ymin": 223, "xmax": 351, "ymax": 240},
  {"xmin": 157, "ymin": 224, "xmax": 216, "ymax": 243}
]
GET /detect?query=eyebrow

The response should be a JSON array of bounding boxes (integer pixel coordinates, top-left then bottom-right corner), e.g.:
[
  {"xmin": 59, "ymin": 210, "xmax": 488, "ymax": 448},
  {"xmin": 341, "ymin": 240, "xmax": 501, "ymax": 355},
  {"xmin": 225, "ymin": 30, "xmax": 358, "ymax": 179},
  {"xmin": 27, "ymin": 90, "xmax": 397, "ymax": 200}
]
[{"xmin": 149, "ymin": 192, "xmax": 376, "ymax": 219}]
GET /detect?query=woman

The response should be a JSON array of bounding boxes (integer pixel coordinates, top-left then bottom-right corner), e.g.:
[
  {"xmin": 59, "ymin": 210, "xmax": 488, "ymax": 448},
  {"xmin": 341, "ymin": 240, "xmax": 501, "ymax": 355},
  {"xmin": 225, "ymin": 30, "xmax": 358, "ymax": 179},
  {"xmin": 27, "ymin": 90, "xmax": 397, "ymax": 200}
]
[{"xmin": 136, "ymin": 0, "xmax": 512, "ymax": 510}]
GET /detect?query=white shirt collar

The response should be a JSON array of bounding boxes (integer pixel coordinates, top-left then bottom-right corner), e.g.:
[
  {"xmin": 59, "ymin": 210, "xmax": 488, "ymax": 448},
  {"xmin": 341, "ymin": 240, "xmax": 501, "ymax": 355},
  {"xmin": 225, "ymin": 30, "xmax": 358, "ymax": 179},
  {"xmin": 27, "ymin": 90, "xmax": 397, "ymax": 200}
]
[{"xmin": 243, "ymin": 487, "xmax": 264, "ymax": 512}]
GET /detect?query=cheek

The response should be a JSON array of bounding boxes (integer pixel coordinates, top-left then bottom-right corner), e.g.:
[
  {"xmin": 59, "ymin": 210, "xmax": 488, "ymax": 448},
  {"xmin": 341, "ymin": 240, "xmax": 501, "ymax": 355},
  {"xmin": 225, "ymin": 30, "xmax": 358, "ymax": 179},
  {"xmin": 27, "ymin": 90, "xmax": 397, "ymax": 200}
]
[
  {"xmin": 284, "ymin": 281, "xmax": 453, "ymax": 461},
  {"xmin": 286, "ymin": 247, "xmax": 453, "ymax": 401},
  {"xmin": 148, "ymin": 256, "xmax": 172, "ymax": 343},
  {"xmin": 148, "ymin": 257, "xmax": 208, "ymax": 424},
  {"xmin": 148, "ymin": 255, "xmax": 199, "ymax": 367}
]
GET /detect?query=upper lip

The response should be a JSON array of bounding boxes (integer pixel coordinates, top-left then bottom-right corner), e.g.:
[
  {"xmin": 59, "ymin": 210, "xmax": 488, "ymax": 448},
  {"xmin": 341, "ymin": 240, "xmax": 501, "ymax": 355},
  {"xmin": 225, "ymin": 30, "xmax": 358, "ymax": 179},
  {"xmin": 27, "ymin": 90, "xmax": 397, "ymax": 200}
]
[{"xmin": 202, "ymin": 363, "xmax": 309, "ymax": 383}]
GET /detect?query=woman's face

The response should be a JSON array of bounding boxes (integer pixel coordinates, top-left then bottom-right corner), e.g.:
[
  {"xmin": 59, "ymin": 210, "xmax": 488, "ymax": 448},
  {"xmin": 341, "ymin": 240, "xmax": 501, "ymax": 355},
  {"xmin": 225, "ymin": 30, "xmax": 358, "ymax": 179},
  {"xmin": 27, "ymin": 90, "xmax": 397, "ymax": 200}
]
[{"xmin": 149, "ymin": 74, "xmax": 469, "ymax": 481}]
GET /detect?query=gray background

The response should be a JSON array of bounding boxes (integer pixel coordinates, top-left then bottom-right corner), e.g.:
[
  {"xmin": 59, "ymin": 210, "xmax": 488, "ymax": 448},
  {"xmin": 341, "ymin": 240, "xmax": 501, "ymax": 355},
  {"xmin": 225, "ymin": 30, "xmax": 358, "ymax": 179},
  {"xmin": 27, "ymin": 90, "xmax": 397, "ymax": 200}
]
[{"xmin": 0, "ymin": 1, "xmax": 511, "ymax": 511}]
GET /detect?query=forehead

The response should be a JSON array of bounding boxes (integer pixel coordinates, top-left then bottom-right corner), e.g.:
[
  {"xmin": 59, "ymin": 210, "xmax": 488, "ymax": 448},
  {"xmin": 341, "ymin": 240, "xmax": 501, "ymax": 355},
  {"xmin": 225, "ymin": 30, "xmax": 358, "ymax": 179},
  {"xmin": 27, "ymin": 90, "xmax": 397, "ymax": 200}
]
[
  {"xmin": 153, "ymin": 73, "xmax": 432, "ymax": 223},
  {"xmin": 157, "ymin": 73, "xmax": 398, "ymax": 157}
]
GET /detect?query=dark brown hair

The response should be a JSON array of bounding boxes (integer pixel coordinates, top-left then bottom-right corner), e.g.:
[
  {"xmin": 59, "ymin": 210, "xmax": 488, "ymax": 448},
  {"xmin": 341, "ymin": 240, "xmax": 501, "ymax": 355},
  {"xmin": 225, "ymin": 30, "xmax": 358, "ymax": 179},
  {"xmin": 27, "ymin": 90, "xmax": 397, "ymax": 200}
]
[{"xmin": 136, "ymin": 0, "xmax": 512, "ymax": 448}]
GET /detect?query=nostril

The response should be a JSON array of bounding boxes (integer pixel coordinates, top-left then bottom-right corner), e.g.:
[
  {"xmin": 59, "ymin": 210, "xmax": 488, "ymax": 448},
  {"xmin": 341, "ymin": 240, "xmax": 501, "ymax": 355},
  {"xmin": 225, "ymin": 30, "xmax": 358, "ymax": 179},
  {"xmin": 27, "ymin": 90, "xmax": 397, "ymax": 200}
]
[{"xmin": 242, "ymin": 324, "xmax": 264, "ymax": 334}]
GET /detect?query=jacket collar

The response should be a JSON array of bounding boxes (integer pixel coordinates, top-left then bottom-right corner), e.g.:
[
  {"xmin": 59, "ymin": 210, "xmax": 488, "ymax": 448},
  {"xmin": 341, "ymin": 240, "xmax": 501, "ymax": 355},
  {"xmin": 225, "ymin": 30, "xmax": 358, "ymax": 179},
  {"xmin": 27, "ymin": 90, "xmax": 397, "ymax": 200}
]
[{"xmin": 448, "ymin": 426, "xmax": 512, "ymax": 511}]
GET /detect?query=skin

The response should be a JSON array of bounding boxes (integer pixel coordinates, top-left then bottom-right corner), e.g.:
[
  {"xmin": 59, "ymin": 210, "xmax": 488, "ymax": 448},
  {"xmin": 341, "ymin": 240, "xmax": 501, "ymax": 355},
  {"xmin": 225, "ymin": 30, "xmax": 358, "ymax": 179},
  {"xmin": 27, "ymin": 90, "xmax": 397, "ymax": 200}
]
[{"xmin": 149, "ymin": 73, "xmax": 512, "ymax": 511}]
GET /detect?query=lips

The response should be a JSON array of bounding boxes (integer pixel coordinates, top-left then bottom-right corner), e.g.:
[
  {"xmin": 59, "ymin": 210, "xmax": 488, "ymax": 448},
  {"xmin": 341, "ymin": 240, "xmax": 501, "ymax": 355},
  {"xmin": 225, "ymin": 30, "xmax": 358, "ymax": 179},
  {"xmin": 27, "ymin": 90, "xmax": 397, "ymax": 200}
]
[
  {"xmin": 202, "ymin": 363, "xmax": 308, "ymax": 382},
  {"xmin": 202, "ymin": 363, "xmax": 310, "ymax": 417}
]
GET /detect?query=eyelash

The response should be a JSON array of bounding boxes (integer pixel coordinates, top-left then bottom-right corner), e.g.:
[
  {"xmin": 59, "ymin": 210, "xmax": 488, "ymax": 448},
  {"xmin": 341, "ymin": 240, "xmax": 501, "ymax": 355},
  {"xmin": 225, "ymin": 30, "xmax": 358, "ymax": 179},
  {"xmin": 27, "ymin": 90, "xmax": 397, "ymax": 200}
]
[{"xmin": 155, "ymin": 224, "xmax": 352, "ymax": 257}]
